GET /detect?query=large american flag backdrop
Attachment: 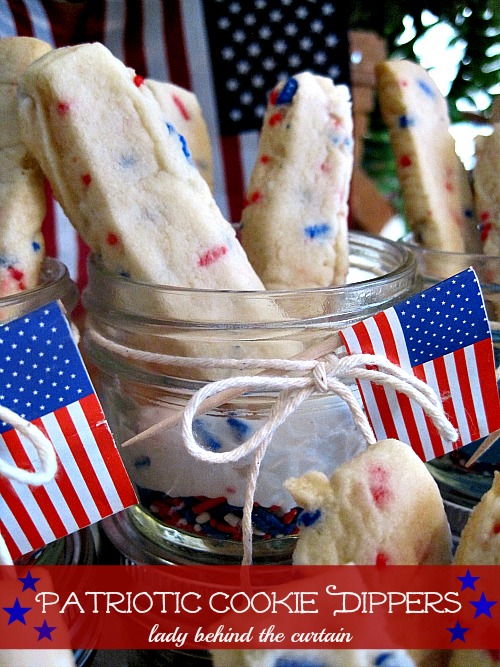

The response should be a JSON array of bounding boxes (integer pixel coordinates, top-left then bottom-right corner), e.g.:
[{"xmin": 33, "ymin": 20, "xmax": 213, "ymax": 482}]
[
  {"xmin": 340, "ymin": 268, "xmax": 500, "ymax": 462},
  {"xmin": 1, "ymin": 0, "xmax": 351, "ymax": 297},
  {"xmin": 0, "ymin": 302, "xmax": 136, "ymax": 560}
]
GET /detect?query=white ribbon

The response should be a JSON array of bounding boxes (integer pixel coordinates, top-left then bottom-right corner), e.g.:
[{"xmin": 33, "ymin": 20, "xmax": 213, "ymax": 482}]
[{"xmin": 0, "ymin": 405, "xmax": 57, "ymax": 565}]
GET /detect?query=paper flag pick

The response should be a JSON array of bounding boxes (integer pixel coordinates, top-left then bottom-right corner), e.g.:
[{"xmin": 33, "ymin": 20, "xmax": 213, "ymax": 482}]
[
  {"xmin": 340, "ymin": 267, "xmax": 500, "ymax": 461},
  {"xmin": 0, "ymin": 301, "xmax": 137, "ymax": 560}
]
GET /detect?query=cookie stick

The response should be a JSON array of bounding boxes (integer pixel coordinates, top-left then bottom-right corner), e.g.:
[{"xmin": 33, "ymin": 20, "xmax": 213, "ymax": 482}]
[
  {"xmin": 376, "ymin": 59, "xmax": 480, "ymax": 253},
  {"xmin": 0, "ymin": 37, "xmax": 51, "ymax": 298},
  {"xmin": 473, "ymin": 123, "xmax": 500, "ymax": 255},
  {"xmin": 17, "ymin": 43, "xmax": 264, "ymax": 299},
  {"xmin": 285, "ymin": 438, "xmax": 452, "ymax": 565},
  {"xmin": 240, "ymin": 72, "xmax": 353, "ymax": 289}
]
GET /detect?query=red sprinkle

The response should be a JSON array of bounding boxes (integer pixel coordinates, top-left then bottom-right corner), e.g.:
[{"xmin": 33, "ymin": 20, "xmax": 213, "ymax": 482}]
[
  {"xmin": 133, "ymin": 75, "xmax": 144, "ymax": 87},
  {"xmin": 481, "ymin": 222, "xmax": 492, "ymax": 243},
  {"xmin": 282, "ymin": 508, "xmax": 299, "ymax": 525},
  {"xmin": 269, "ymin": 112, "xmax": 283, "ymax": 127},
  {"xmin": 375, "ymin": 552, "xmax": 389, "ymax": 567},
  {"xmin": 480, "ymin": 210, "xmax": 491, "ymax": 222},
  {"xmin": 198, "ymin": 245, "xmax": 228, "ymax": 268},
  {"xmin": 269, "ymin": 89, "xmax": 279, "ymax": 105},
  {"xmin": 444, "ymin": 180, "xmax": 454, "ymax": 193},
  {"xmin": 493, "ymin": 523, "xmax": 500, "ymax": 534},
  {"xmin": 368, "ymin": 464, "xmax": 392, "ymax": 508},
  {"xmin": 172, "ymin": 93, "xmax": 191, "ymax": 121},
  {"xmin": 260, "ymin": 154, "xmax": 271, "ymax": 164},
  {"xmin": 243, "ymin": 191, "xmax": 262, "ymax": 209},
  {"xmin": 399, "ymin": 155, "xmax": 412, "ymax": 167},
  {"xmin": 8, "ymin": 266, "xmax": 24, "ymax": 283},
  {"xmin": 57, "ymin": 101, "xmax": 70, "ymax": 115},
  {"xmin": 107, "ymin": 232, "xmax": 119, "ymax": 246},
  {"xmin": 81, "ymin": 173, "xmax": 92, "ymax": 187},
  {"xmin": 192, "ymin": 496, "xmax": 226, "ymax": 513},
  {"xmin": 320, "ymin": 161, "xmax": 331, "ymax": 173}
]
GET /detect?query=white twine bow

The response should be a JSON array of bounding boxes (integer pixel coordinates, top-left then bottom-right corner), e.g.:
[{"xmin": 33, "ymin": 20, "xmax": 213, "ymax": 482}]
[
  {"xmin": 177, "ymin": 352, "xmax": 458, "ymax": 564},
  {"xmin": 0, "ymin": 405, "xmax": 57, "ymax": 565}
]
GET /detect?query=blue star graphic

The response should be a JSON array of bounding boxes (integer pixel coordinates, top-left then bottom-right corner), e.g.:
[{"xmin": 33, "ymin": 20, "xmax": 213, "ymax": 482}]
[
  {"xmin": 470, "ymin": 592, "xmax": 497, "ymax": 619},
  {"xmin": 18, "ymin": 571, "xmax": 41, "ymax": 592},
  {"xmin": 2, "ymin": 598, "xmax": 31, "ymax": 625},
  {"xmin": 34, "ymin": 619, "xmax": 57, "ymax": 641},
  {"xmin": 447, "ymin": 621, "xmax": 470, "ymax": 643},
  {"xmin": 457, "ymin": 569, "xmax": 480, "ymax": 591}
]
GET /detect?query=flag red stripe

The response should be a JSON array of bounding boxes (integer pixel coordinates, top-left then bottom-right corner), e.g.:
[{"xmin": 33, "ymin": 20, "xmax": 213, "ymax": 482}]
[
  {"xmin": 6, "ymin": 0, "xmax": 34, "ymax": 36},
  {"xmin": 42, "ymin": 181, "xmax": 58, "ymax": 258},
  {"xmin": 351, "ymin": 321, "xmax": 399, "ymax": 440},
  {"xmin": 433, "ymin": 355, "xmax": 461, "ymax": 456},
  {"xmin": 0, "ymin": 474, "xmax": 42, "ymax": 551},
  {"xmin": 53, "ymin": 406, "xmax": 113, "ymax": 518},
  {"xmin": 453, "ymin": 347, "xmax": 480, "ymax": 443},
  {"xmin": 373, "ymin": 312, "xmax": 427, "ymax": 460},
  {"xmin": 163, "ymin": 0, "xmax": 191, "ymax": 89},
  {"xmin": 2, "ymin": 429, "xmax": 67, "ymax": 540},
  {"xmin": 79, "ymin": 394, "xmax": 137, "ymax": 508},
  {"xmin": 474, "ymin": 337, "xmax": 500, "ymax": 433},
  {"xmin": 33, "ymin": 418, "xmax": 91, "ymax": 529},
  {"xmin": 221, "ymin": 135, "xmax": 245, "ymax": 224},
  {"xmin": 124, "ymin": 0, "xmax": 147, "ymax": 75}
]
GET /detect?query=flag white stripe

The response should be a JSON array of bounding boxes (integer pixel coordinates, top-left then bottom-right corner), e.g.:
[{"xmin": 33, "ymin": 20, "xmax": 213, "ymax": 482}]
[
  {"xmin": 419, "ymin": 360, "xmax": 448, "ymax": 459},
  {"xmin": 103, "ymin": 0, "xmax": 126, "ymax": 64},
  {"xmin": 340, "ymin": 326, "xmax": 388, "ymax": 442},
  {"xmin": 26, "ymin": 0, "xmax": 55, "ymax": 45},
  {"xmin": 181, "ymin": 0, "xmax": 230, "ymax": 219},
  {"xmin": 41, "ymin": 410, "xmax": 102, "ymax": 525},
  {"xmin": 0, "ymin": 0, "xmax": 16, "ymax": 36},
  {"xmin": 239, "ymin": 130, "xmax": 260, "ymax": 192},
  {"xmin": 365, "ymin": 316, "xmax": 411, "ymax": 445},
  {"xmin": 443, "ymin": 353, "xmax": 472, "ymax": 445},
  {"xmin": 143, "ymin": 0, "xmax": 169, "ymax": 82},
  {"xmin": 66, "ymin": 401, "xmax": 124, "ymax": 513},
  {"xmin": 465, "ymin": 344, "xmax": 490, "ymax": 436},
  {"xmin": 0, "ymin": 441, "xmax": 56, "ymax": 546},
  {"xmin": 385, "ymin": 308, "xmax": 442, "ymax": 457},
  {"xmin": 15, "ymin": 428, "xmax": 80, "ymax": 535},
  {"xmin": 0, "ymin": 494, "xmax": 33, "ymax": 556},
  {"xmin": 54, "ymin": 201, "xmax": 78, "ymax": 282}
]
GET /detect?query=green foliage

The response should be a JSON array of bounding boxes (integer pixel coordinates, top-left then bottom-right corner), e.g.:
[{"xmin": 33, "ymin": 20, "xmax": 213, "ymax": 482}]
[{"xmin": 349, "ymin": 0, "xmax": 500, "ymax": 119}]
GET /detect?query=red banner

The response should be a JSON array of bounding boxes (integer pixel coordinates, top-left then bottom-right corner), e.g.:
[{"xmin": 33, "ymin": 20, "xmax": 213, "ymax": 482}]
[{"xmin": 1, "ymin": 565, "xmax": 499, "ymax": 650}]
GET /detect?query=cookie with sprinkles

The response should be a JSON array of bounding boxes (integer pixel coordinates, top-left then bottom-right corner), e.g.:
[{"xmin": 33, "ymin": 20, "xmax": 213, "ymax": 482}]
[
  {"xmin": 17, "ymin": 43, "xmax": 264, "ymax": 297},
  {"xmin": 376, "ymin": 59, "xmax": 480, "ymax": 253},
  {"xmin": 473, "ymin": 123, "xmax": 500, "ymax": 256},
  {"xmin": 240, "ymin": 72, "xmax": 353, "ymax": 289},
  {"xmin": 142, "ymin": 78, "xmax": 214, "ymax": 191},
  {"xmin": 0, "ymin": 37, "xmax": 51, "ymax": 302},
  {"xmin": 284, "ymin": 438, "xmax": 452, "ymax": 566},
  {"xmin": 211, "ymin": 648, "xmax": 417, "ymax": 667}
]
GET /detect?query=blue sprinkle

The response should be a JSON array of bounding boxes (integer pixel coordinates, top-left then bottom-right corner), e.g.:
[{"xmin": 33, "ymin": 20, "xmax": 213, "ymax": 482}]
[
  {"xmin": 304, "ymin": 223, "xmax": 331, "ymax": 240},
  {"xmin": 227, "ymin": 417, "xmax": 250, "ymax": 441},
  {"xmin": 464, "ymin": 208, "xmax": 474, "ymax": 218},
  {"xmin": 276, "ymin": 659, "xmax": 326, "ymax": 667},
  {"xmin": 298, "ymin": 508, "xmax": 321, "ymax": 527},
  {"xmin": 32, "ymin": 241, "xmax": 41, "ymax": 252},
  {"xmin": 119, "ymin": 270, "xmax": 131, "ymax": 278},
  {"xmin": 398, "ymin": 114, "xmax": 415, "ymax": 129},
  {"xmin": 417, "ymin": 79, "xmax": 435, "ymax": 98},
  {"xmin": 276, "ymin": 77, "xmax": 298, "ymax": 105},
  {"xmin": 134, "ymin": 455, "xmax": 151, "ymax": 469},
  {"xmin": 119, "ymin": 154, "xmax": 137, "ymax": 168},
  {"xmin": 193, "ymin": 418, "xmax": 221, "ymax": 452},
  {"xmin": 166, "ymin": 122, "xmax": 192, "ymax": 161},
  {"xmin": 375, "ymin": 652, "xmax": 413, "ymax": 666}
]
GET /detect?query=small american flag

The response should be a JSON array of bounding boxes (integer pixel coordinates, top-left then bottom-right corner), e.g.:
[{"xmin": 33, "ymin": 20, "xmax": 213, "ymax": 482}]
[
  {"xmin": 340, "ymin": 268, "xmax": 500, "ymax": 462},
  {"xmin": 0, "ymin": 301, "xmax": 136, "ymax": 559}
]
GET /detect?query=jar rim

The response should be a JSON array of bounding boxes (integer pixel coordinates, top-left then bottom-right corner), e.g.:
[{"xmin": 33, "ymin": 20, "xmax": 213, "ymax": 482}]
[
  {"xmin": 86, "ymin": 230, "xmax": 416, "ymax": 297},
  {"xmin": 401, "ymin": 231, "xmax": 500, "ymax": 262}
]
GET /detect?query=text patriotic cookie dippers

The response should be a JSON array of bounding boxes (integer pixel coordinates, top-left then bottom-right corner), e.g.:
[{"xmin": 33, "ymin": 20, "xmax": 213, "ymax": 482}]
[
  {"xmin": 339, "ymin": 267, "xmax": 500, "ymax": 462},
  {"xmin": 0, "ymin": 301, "xmax": 137, "ymax": 560}
]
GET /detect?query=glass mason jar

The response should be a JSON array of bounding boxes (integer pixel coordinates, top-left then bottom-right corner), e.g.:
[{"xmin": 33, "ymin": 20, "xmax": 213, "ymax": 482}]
[
  {"xmin": 83, "ymin": 232, "xmax": 418, "ymax": 565},
  {"xmin": 401, "ymin": 235, "xmax": 500, "ymax": 541},
  {"xmin": 0, "ymin": 256, "xmax": 79, "ymax": 323}
]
